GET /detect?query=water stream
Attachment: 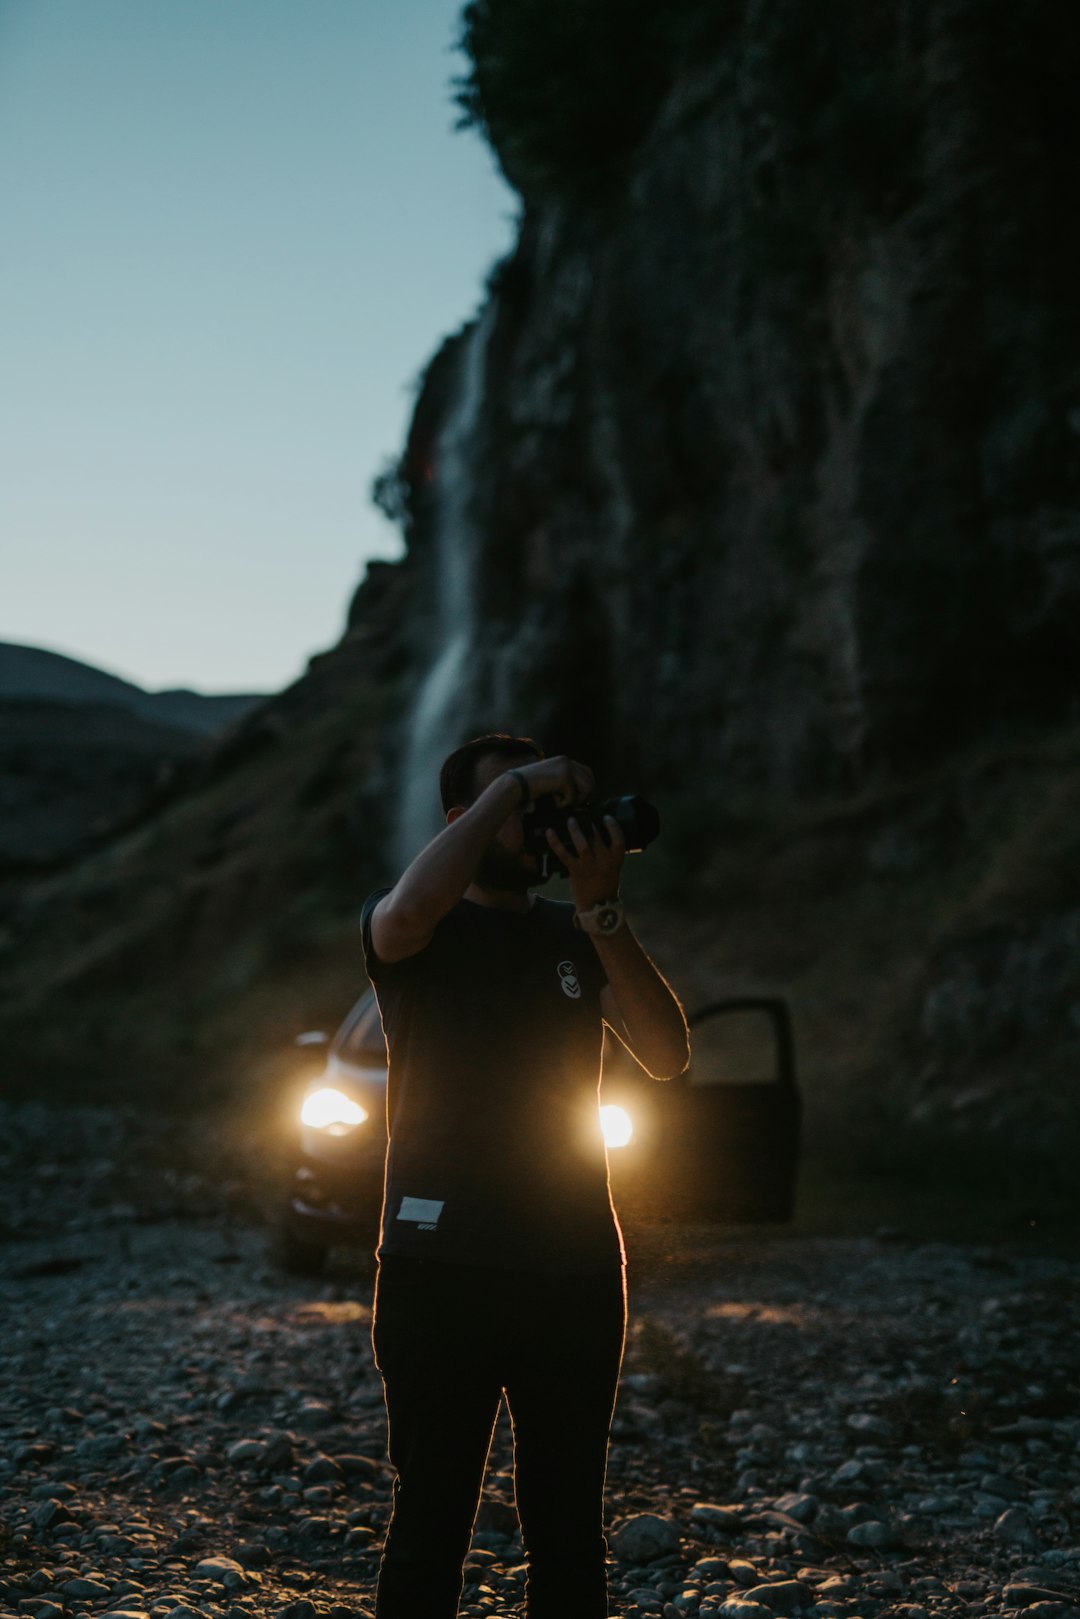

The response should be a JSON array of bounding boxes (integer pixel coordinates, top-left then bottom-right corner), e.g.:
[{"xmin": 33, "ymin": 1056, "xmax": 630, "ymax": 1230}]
[{"xmin": 394, "ymin": 304, "xmax": 496, "ymax": 873}]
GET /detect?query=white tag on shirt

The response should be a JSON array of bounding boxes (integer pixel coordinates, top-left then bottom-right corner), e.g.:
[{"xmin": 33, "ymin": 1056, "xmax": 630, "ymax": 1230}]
[{"xmin": 397, "ymin": 1196, "xmax": 445, "ymax": 1227}]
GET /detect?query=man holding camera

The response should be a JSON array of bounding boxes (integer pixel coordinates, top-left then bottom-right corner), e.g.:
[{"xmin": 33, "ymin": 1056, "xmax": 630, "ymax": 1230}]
[{"xmin": 361, "ymin": 732, "xmax": 690, "ymax": 1619}]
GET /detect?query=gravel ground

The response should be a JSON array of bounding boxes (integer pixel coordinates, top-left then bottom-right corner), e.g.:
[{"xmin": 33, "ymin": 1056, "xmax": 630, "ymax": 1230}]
[{"xmin": 1, "ymin": 1104, "xmax": 1079, "ymax": 1619}]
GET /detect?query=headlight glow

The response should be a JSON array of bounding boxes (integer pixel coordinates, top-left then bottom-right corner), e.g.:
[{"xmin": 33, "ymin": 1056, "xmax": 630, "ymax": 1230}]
[
  {"xmin": 600, "ymin": 1104, "xmax": 633, "ymax": 1149},
  {"xmin": 301, "ymin": 1087, "xmax": 368, "ymax": 1134}
]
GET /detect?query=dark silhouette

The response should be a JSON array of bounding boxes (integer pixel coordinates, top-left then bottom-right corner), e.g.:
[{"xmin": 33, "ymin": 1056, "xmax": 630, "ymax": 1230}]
[{"xmin": 361, "ymin": 733, "xmax": 689, "ymax": 1618}]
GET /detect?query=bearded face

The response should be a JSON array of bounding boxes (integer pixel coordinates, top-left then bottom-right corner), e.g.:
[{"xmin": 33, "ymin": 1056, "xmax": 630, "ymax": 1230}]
[
  {"xmin": 462, "ymin": 751, "xmax": 544, "ymax": 896},
  {"xmin": 473, "ymin": 835, "xmax": 539, "ymax": 894}
]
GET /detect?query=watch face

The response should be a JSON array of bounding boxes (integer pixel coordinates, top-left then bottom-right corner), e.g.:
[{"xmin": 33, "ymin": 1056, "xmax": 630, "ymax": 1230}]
[{"xmin": 598, "ymin": 906, "xmax": 620, "ymax": 932}]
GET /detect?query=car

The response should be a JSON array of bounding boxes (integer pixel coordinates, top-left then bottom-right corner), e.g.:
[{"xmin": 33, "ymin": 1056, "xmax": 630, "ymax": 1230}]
[
  {"xmin": 274, "ymin": 991, "xmax": 390, "ymax": 1275},
  {"xmin": 275, "ymin": 987, "xmax": 799, "ymax": 1274}
]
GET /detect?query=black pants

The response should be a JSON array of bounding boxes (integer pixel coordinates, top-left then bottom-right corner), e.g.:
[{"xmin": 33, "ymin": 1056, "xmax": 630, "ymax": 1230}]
[{"xmin": 371, "ymin": 1255, "xmax": 627, "ymax": 1619}]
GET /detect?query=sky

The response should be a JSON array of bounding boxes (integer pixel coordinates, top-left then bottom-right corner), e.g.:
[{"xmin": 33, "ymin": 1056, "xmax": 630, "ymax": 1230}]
[{"xmin": 0, "ymin": 0, "xmax": 517, "ymax": 694}]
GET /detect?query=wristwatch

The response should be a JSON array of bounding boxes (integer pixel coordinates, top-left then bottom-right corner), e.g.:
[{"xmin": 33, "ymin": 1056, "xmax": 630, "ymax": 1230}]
[{"xmin": 573, "ymin": 898, "xmax": 625, "ymax": 936}]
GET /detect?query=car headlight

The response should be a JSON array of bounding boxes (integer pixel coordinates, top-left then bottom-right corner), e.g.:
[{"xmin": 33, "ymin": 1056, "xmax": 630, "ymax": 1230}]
[
  {"xmin": 301, "ymin": 1087, "xmax": 368, "ymax": 1135},
  {"xmin": 600, "ymin": 1104, "xmax": 633, "ymax": 1149}
]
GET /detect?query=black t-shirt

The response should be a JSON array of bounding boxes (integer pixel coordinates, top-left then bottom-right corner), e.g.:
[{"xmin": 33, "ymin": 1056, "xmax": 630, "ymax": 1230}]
[{"xmin": 360, "ymin": 886, "xmax": 626, "ymax": 1273}]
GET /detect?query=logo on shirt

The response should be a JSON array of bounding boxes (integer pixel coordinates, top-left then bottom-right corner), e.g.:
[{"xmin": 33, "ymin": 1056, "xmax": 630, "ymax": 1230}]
[
  {"xmin": 397, "ymin": 1196, "xmax": 444, "ymax": 1231},
  {"xmin": 557, "ymin": 960, "xmax": 582, "ymax": 999}
]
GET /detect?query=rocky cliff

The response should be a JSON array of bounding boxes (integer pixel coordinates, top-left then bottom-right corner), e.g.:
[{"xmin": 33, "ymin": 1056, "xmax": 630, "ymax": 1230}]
[
  {"xmin": 1, "ymin": 0, "xmax": 1077, "ymax": 1199},
  {"xmin": 386, "ymin": 0, "xmax": 1079, "ymax": 792},
  {"xmin": 360, "ymin": 0, "xmax": 1080, "ymax": 1152}
]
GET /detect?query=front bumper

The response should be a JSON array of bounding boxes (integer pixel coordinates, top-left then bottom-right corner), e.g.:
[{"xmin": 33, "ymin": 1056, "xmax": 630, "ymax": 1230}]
[{"xmin": 284, "ymin": 1132, "xmax": 385, "ymax": 1241}]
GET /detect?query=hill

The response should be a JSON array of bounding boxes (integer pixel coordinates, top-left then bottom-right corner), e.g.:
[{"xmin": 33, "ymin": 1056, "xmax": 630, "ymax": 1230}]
[
  {"xmin": 0, "ymin": 643, "xmax": 268, "ymax": 869},
  {"xmin": 0, "ymin": 642, "xmax": 264, "ymax": 737}
]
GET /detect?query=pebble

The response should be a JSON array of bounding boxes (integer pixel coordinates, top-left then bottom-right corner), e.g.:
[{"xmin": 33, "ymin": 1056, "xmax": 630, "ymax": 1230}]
[
  {"xmin": 225, "ymin": 1440, "xmax": 266, "ymax": 1466},
  {"xmin": 32, "ymin": 1502, "xmax": 72, "ymax": 1533},
  {"xmin": 771, "ymin": 1494, "xmax": 817, "ymax": 1523},
  {"xmin": 846, "ymin": 1414, "xmax": 893, "ymax": 1440},
  {"xmin": 996, "ymin": 1507, "xmax": 1038, "ymax": 1544},
  {"xmin": 193, "ymin": 1558, "xmax": 247, "ymax": 1589},
  {"xmin": 301, "ymin": 1455, "xmax": 343, "ymax": 1485},
  {"xmin": 744, "ymin": 1581, "xmax": 813, "ymax": 1614},
  {"xmin": 334, "ymin": 1453, "xmax": 379, "ymax": 1479},
  {"xmin": 61, "ymin": 1580, "xmax": 110, "ymax": 1600},
  {"xmin": 293, "ymin": 1401, "xmax": 335, "ymax": 1431},
  {"xmin": 690, "ymin": 1504, "xmax": 741, "ymax": 1533},
  {"xmin": 846, "ymin": 1520, "xmax": 900, "ymax": 1548},
  {"xmin": 301, "ymin": 1486, "xmax": 335, "ymax": 1506},
  {"xmin": 613, "ymin": 1514, "xmax": 682, "ymax": 1563},
  {"xmin": 728, "ymin": 1562, "xmax": 761, "ymax": 1587},
  {"xmin": 1005, "ymin": 1586, "xmax": 1071, "ymax": 1606}
]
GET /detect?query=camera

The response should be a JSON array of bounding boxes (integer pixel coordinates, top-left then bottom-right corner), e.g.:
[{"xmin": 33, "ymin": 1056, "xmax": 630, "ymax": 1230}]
[{"xmin": 522, "ymin": 794, "xmax": 660, "ymax": 881}]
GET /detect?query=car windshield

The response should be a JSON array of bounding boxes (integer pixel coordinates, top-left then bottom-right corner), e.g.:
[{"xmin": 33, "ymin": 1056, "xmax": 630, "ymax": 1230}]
[{"xmin": 336, "ymin": 994, "xmax": 386, "ymax": 1068}]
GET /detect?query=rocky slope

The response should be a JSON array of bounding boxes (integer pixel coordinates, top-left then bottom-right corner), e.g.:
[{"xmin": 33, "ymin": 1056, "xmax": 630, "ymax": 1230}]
[
  {"xmin": 0, "ymin": 646, "xmax": 266, "ymax": 870},
  {"xmin": 0, "ymin": 625, "xmax": 395, "ymax": 1106}
]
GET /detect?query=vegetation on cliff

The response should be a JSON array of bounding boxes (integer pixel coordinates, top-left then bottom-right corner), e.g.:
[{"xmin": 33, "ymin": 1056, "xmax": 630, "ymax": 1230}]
[
  {"xmin": 457, "ymin": 0, "xmax": 1079, "ymax": 260},
  {"xmin": 455, "ymin": 0, "xmax": 676, "ymax": 196},
  {"xmin": 457, "ymin": 0, "xmax": 922, "ymax": 214}
]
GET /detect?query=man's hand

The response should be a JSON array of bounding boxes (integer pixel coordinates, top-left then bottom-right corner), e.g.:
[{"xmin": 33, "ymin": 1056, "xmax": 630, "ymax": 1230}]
[
  {"xmin": 514, "ymin": 754, "xmax": 594, "ymax": 808},
  {"xmin": 544, "ymin": 814, "xmax": 626, "ymax": 912}
]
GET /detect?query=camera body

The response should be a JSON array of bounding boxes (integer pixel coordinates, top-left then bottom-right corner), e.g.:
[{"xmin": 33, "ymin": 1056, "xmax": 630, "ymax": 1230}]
[{"xmin": 522, "ymin": 793, "xmax": 660, "ymax": 881}]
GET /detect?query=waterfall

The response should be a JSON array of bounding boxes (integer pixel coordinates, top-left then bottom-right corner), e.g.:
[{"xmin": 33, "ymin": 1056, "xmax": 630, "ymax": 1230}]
[{"xmin": 394, "ymin": 304, "xmax": 496, "ymax": 873}]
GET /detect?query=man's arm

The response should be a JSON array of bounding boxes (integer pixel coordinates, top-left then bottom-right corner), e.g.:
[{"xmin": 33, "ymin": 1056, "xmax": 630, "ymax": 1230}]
[
  {"xmin": 372, "ymin": 772, "xmax": 522, "ymax": 963},
  {"xmin": 372, "ymin": 754, "xmax": 594, "ymax": 964},
  {"xmin": 544, "ymin": 811, "xmax": 689, "ymax": 1079},
  {"xmin": 598, "ymin": 938, "xmax": 689, "ymax": 1079}
]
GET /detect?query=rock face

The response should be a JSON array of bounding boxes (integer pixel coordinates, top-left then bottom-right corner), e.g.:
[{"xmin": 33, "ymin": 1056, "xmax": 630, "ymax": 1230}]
[
  {"xmin": 345, "ymin": 0, "xmax": 1080, "ymax": 1140},
  {"xmin": 383, "ymin": 0, "xmax": 1079, "ymax": 796}
]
